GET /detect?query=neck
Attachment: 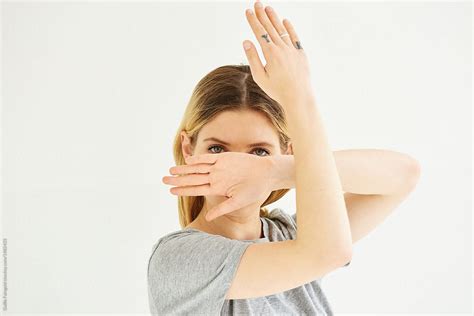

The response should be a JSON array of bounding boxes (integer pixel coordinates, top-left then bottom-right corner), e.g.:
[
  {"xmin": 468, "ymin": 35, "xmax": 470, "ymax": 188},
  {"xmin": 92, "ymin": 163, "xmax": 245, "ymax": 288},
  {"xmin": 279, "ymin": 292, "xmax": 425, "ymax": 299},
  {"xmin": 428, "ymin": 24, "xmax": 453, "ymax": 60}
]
[{"xmin": 193, "ymin": 199, "xmax": 264, "ymax": 241}]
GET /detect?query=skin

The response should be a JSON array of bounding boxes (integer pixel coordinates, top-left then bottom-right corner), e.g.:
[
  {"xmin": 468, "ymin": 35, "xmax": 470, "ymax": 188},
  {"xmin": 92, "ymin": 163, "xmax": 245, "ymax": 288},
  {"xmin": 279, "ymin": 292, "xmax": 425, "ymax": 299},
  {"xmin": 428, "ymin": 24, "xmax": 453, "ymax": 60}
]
[
  {"xmin": 178, "ymin": 109, "xmax": 293, "ymax": 241},
  {"xmin": 158, "ymin": 0, "xmax": 421, "ymax": 301},
  {"xmin": 165, "ymin": 146, "xmax": 421, "ymax": 245},
  {"xmin": 163, "ymin": 0, "xmax": 421, "ymax": 247}
]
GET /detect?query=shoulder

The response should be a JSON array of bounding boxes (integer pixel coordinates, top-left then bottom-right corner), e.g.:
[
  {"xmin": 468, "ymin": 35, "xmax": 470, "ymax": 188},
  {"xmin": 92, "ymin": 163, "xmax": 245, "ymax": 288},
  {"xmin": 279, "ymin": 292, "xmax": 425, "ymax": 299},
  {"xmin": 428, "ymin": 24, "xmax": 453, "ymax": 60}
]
[
  {"xmin": 149, "ymin": 228, "xmax": 251, "ymax": 257},
  {"xmin": 263, "ymin": 207, "xmax": 297, "ymax": 240},
  {"xmin": 147, "ymin": 229, "xmax": 254, "ymax": 314},
  {"xmin": 147, "ymin": 228, "xmax": 255, "ymax": 287},
  {"xmin": 266, "ymin": 207, "xmax": 297, "ymax": 227}
]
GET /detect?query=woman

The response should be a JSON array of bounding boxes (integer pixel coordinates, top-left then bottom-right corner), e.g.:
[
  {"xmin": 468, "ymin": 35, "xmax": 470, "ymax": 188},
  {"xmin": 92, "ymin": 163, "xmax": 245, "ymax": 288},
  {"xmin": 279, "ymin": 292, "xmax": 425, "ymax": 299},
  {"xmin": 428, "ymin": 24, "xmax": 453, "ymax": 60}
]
[{"xmin": 148, "ymin": 1, "xmax": 420, "ymax": 315}]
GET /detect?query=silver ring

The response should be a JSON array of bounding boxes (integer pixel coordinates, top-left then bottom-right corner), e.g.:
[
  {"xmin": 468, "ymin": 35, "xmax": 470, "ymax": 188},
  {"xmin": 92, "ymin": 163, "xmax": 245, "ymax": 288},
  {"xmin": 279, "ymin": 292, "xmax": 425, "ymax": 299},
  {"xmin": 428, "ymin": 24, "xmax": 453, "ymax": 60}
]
[{"xmin": 280, "ymin": 33, "xmax": 290, "ymax": 38}]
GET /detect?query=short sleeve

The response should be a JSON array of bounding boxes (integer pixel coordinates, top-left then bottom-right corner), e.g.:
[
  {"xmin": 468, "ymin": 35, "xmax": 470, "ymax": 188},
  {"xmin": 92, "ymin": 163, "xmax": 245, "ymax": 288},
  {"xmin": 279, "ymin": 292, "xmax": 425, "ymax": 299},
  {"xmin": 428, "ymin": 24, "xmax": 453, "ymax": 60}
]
[
  {"xmin": 147, "ymin": 231, "xmax": 253, "ymax": 315},
  {"xmin": 291, "ymin": 212, "xmax": 297, "ymax": 224},
  {"xmin": 290, "ymin": 211, "xmax": 351, "ymax": 268}
]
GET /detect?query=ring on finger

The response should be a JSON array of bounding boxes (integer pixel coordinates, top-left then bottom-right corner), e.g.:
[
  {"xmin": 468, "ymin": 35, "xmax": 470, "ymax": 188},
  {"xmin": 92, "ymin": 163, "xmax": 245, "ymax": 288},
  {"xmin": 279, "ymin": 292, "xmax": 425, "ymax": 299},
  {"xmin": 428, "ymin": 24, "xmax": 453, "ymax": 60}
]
[
  {"xmin": 261, "ymin": 33, "xmax": 271, "ymax": 43},
  {"xmin": 261, "ymin": 32, "xmax": 303, "ymax": 49}
]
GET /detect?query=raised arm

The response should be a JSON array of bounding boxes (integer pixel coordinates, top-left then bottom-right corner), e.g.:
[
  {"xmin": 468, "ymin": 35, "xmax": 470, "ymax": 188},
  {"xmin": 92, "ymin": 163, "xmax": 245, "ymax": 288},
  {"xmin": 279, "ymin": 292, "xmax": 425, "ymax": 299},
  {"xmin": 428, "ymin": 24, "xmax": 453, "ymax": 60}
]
[
  {"xmin": 225, "ymin": 0, "xmax": 353, "ymax": 299},
  {"xmin": 281, "ymin": 95, "xmax": 353, "ymax": 259}
]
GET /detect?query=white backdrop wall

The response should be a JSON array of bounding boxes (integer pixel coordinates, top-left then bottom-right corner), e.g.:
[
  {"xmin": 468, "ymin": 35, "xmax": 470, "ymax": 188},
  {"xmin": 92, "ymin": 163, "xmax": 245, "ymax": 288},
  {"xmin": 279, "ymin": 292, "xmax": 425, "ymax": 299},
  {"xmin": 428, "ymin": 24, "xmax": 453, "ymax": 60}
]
[{"xmin": 1, "ymin": 0, "xmax": 471, "ymax": 314}]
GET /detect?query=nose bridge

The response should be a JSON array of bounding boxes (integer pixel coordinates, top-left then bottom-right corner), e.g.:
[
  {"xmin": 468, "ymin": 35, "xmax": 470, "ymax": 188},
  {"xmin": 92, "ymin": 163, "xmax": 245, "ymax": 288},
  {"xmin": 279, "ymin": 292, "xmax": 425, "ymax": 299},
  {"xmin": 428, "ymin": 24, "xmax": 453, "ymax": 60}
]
[
  {"xmin": 227, "ymin": 144, "xmax": 249, "ymax": 153},
  {"xmin": 230, "ymin": 147, "xmax": 248, "ymax": 153}
]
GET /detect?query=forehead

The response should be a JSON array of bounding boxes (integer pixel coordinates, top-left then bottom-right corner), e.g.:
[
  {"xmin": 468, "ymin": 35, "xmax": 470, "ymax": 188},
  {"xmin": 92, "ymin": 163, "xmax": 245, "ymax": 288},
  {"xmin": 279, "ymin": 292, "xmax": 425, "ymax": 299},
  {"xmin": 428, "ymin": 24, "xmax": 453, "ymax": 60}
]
[{"xmin": 198, "ymin": 109, "xmax": 278, "ymax": 142}]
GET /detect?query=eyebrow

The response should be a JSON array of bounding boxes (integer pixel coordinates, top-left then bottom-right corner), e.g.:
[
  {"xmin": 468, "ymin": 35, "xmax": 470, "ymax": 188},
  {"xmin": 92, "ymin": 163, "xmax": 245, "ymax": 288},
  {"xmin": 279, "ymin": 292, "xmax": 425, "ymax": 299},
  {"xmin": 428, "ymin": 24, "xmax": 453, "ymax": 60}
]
[{"xmin": 202, "ymin": 137, "xmax": 275, "ymax": 148}]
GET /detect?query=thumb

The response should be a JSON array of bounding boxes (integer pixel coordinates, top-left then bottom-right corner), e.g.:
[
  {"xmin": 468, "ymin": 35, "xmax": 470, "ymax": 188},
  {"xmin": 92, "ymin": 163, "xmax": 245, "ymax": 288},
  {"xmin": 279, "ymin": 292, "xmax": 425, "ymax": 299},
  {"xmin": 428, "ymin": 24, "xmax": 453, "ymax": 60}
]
[
  {"xmin": 205, "ymin": 196, "xmax": 242, "ymax": 222},
  {"xmin": 242, "ymin": 40, "xmax": 265, "ymax": 82}
]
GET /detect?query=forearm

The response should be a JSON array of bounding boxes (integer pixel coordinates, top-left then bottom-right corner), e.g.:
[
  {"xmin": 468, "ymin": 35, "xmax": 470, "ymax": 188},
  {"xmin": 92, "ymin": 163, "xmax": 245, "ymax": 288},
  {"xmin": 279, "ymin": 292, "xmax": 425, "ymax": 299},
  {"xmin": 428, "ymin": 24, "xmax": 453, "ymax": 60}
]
[
  {"xmin": 269, "ymin": 154, "xmax": 295, "ymax": 191},
  {"xmin": 271, "ymin": 149, "xmax": 420, "ymax": 195},
  {"xmin": 280, "ymin": 96, "xmax": 352, "ymax": 258}
]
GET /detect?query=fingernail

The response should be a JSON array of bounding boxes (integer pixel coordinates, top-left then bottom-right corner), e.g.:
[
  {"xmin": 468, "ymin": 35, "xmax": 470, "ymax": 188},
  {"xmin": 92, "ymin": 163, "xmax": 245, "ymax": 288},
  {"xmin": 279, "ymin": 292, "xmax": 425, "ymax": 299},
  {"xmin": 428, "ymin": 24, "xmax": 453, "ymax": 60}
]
[
  {"xmin": 243, "ymin": 41, "xmax": 251, "ymax": 50},
  {"xmin": 255, "ymin": 1, "xmax": 262, "ymax": 8}
]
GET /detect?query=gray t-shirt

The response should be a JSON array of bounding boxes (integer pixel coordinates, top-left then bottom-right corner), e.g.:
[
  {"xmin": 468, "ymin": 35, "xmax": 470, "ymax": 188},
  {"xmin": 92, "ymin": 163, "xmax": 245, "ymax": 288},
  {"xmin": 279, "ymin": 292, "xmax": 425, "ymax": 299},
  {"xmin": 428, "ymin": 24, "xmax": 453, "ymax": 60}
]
[{"xmin": 147, "ymin": 207, "xmax": 350, "ymax": 315}]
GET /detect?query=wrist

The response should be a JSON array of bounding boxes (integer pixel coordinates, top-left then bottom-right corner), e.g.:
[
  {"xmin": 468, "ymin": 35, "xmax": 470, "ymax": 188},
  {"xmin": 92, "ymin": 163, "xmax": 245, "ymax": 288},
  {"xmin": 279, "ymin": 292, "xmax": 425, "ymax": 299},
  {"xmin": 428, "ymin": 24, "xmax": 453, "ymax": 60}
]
[
  {"xmin": 280, "ymin": 91, "xmax": 317, "ymax": 112},
  {"xmin": 267, "ymin": 154, "xmax": 295, "ymax": 191}
]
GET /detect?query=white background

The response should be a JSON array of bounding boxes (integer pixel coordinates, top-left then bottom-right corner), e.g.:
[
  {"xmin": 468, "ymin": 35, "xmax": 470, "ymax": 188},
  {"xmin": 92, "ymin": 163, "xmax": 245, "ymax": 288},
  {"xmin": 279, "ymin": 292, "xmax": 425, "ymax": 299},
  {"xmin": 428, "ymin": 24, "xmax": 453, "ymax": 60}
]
[{"xmin": 1, "ymin": 0, "xmax": 471, "ymax": 314}]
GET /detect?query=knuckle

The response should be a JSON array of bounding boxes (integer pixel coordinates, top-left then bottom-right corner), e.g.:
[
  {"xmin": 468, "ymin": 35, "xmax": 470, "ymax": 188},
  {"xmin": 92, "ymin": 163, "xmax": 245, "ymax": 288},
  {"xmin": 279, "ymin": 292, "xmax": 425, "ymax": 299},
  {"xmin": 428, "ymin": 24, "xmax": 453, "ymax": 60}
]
[{"xmin": 266, "ymin": 43, "xmax": 277, "ymax": 51}]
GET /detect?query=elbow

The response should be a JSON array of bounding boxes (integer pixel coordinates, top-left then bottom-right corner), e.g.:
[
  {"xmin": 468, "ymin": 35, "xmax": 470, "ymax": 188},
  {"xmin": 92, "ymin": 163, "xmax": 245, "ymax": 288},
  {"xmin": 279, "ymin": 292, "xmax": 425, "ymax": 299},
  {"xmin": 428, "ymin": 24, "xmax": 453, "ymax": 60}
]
[
  {"xmin": 326, "ymin": 246, "xmax": 352, "ymax": 269},
  {"xmin": 326, "ymin": 243, "xmax": 352, "ymax": 267},
  {"xmin": 404, "ymin": 157, "xmax": 422, "ymax": 192},
  {"xmin": 394, "ymin": 153, "xmax": 422, "ymax": 194},
  {"xmin": 408, "ymin": 157, "xmax": 421, "ymax": 180},
  {"xmin": 339, "ymin": 246, "xmax": 353, "ymax": 264}
]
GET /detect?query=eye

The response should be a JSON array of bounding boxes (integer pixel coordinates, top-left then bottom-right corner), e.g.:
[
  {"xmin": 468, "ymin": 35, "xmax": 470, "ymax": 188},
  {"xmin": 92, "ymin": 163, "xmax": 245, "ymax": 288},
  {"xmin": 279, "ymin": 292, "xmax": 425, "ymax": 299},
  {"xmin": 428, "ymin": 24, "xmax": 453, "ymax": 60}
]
[
  {"xmin": 208, "ymin": 145, "xmax": 225, "ymax": 154},
  {"xmin": 207, "ymin": 145, "xmax": 271, "ymax": 156},
  {"xmin": 253, "ymin": 148, "xmax": 270, "ymax": 156}
]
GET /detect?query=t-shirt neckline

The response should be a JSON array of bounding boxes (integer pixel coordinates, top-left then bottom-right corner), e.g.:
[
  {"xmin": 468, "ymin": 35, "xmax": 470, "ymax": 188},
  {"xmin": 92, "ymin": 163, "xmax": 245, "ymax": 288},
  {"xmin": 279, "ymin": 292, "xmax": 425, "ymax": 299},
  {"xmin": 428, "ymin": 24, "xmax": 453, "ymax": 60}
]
[{"xmin": 183, "ymin": 217, "xmax": 269, "ymax": 242}]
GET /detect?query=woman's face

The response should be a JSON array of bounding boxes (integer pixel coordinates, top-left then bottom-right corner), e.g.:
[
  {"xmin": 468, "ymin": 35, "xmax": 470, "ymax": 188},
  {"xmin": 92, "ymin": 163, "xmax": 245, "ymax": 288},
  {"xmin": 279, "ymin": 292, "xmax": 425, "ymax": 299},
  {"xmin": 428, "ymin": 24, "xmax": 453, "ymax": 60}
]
[
  {"xmin": 180, "ymin": 108, "xmax": 292, "ymax": 214},
  {"xmin": 181, "ymin": 108, "xmax": 291, "ymax": 160}
]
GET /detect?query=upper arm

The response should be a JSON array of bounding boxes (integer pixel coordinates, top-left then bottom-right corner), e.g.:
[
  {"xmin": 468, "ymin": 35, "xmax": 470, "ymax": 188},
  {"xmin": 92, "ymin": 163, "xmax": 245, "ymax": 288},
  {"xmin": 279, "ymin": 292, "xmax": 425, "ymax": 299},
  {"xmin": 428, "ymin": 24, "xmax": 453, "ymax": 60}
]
[
  {"xmin": 226, "ymin": 239, "xmax": 351, "ymax": 299},
  {"xmin": 344, "ymin": 189, "xmax": 415, "ymax": 244}
]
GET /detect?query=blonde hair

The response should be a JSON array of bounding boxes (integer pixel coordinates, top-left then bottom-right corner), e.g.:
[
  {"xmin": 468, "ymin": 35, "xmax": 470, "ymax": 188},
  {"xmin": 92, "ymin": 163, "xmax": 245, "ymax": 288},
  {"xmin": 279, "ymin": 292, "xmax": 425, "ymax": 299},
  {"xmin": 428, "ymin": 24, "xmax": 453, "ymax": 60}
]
[{"xmin": 172, "ymin": 64, "xmax": 292, "ymax": 228}]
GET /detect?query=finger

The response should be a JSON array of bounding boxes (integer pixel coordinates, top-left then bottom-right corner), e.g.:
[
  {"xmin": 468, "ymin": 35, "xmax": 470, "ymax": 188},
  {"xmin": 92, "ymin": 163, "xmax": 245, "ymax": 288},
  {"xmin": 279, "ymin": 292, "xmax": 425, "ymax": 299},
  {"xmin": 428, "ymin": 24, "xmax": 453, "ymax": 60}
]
[
  {"xmin": 169, "ymin": 184, "xmax": 212, "ymax": 197},
  {"xmin": 163, "ymin": 173, "xmax": 210, "ymax": 187},
  {"xmin": 245, "ymin": 8, "xmax": 277, "ymax": 63},
  {"xmin": 254, "ymin": 0, "xmax": 286, "ymax": 47},
  {"xmin": 185, "ymin": 154, "xmax": 218, "ymax": 165},
  {"xmin": 169, "ymin": 163, "xmax": 211, "ymax": 175},
  {"xmin": 243, "ymin": 40, "xmax": 266, "ymax": 81},
  {"xmin": 206, "ymin": 196, "xmax": 242, "ymax": 221},
  {"xmin": 264, "ymin": 6, "xmax": 292, "ymax": 47},
  {"xmin": 282, "ymin": 18, "xmax": 303, "ymax": 50}
]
